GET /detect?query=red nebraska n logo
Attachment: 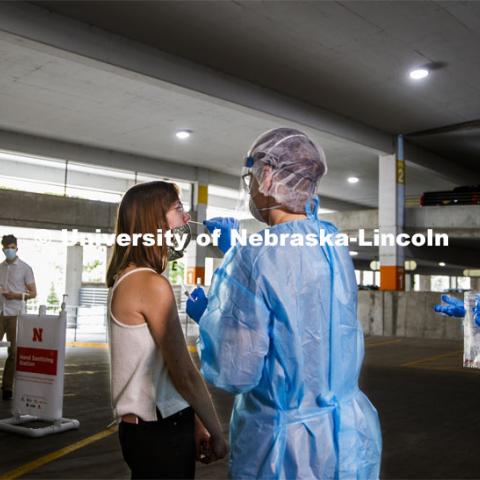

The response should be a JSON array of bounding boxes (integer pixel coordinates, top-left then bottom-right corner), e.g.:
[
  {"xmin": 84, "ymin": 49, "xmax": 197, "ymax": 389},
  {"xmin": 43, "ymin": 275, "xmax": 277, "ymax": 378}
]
[{"xmin": 32, "ymin": 328, "xmax": 43, "ymax": 342}]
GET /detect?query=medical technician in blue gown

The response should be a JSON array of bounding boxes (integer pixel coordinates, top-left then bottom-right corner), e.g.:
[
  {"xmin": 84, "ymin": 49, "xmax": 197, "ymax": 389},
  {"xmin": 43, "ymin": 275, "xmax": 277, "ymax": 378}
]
[{"xmin": 187, "ymin": 128, "xmax": 382, "ymax": 479}]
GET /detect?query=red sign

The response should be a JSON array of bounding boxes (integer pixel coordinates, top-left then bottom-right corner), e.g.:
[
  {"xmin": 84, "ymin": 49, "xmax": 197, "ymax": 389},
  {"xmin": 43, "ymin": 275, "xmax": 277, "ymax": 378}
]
[{"xmin": 16, "ymin": 347, "xmax": 58, "ymax": 376}]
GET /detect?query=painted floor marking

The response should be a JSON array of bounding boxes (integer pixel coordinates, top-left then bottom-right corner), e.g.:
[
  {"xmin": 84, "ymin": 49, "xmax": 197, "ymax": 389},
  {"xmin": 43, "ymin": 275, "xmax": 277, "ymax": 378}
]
[{"xmin": 0, "ymin": 426, "xmax": 118, "ymax": 480}]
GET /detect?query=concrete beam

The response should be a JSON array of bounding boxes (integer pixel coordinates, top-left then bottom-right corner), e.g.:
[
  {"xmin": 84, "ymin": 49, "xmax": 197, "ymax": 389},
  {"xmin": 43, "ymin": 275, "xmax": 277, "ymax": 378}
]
[
  {"xmin": 2, "ymin": 188, "xmax": 116, "ymax": 232},
  {"xmin": 320, "ymin": 209, "xmax": 378, "ymax": 232},
  {"xmin": 404, "ymin": 245, "xmax": 480, "ymax": 269},
  {"xmin": 0, "ymin": 129, "xmax": 368, "ymax": 210},
  {"xmin": 4, "ymin": 185, "xmax": 364, "ymax": 236},
  {"xmin": 0, "ymin": 128, "xmax": 239, "ymax": 191},
  {"xmin": 319, "ymin": 196, "xmax": 369, "ymax": 212},
  {"xmin": 406, "ymin": 205, "xmax": 480, "ymax": 232},
  {"xmin": 404, "ymin": 142, "xmax": 479, "ymax": 185},
  {"xmin": 0, "ymin": 2, "xmax": 392, "ymax": 154},
  {"xmin": 322, "ymin": 205, "xmax": 480, "ymax": 234},
  {"xmin": 352, "ymin": 259, "xmax": 466, "ymax": 276},
  {"xmin": 322, "ymin": 205, "xmax": 480, "ymax": 270}
]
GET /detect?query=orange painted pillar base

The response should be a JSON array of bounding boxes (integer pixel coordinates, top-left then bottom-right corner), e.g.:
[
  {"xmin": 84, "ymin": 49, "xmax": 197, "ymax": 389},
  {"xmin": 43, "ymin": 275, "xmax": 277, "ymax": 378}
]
[
  {"xmin": 187, "ymin": 266, "xmax": 205, "ymax": 285},
  {"xmin": 380, "ymin": 266, "xmax": 405, "ymax": 291}
]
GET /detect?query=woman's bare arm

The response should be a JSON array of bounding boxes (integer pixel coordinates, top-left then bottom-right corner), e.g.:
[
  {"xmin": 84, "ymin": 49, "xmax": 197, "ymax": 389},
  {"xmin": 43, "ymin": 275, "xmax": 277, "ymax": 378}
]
[{"xmin": 140, "ymin": 273, "xmax": 225, "ymax": 447}]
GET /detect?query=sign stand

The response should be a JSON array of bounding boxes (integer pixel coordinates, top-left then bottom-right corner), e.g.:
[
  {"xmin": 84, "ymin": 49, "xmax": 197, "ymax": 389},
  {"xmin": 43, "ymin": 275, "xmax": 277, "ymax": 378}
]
[
  {"xmin": 0, "ymin": 297, "xmax": 80, "ymax": 437},
  {"xmin": 0, "ymin": 414, "xmax": 79, "ymax": 437}
]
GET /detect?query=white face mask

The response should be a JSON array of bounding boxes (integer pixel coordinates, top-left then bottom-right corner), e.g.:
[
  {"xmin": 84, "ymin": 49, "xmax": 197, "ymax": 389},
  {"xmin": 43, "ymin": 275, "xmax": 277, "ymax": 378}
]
[
  {"xmin": 248, "ymin": 197, "xmax": 265, "ymax": 222},
  {"xmin": 248, "ymin": 195, "xmax": 282, "ymax": 224}
]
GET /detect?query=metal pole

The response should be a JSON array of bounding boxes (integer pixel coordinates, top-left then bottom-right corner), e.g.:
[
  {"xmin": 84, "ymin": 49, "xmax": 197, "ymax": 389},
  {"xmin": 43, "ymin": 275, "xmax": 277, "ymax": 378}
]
[{"xmin": 64, "ymin": 160, "xmax": 68, "ymax": 196}]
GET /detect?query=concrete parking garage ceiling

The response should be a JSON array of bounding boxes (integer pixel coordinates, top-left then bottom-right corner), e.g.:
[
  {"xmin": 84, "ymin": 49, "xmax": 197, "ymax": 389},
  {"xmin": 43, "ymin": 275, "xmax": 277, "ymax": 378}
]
[
  {"xmin": 0, "ymin": 35, "xmax": 456, "ymax": 209},
  {"xmin": 32, "ymin": 0, "xmax": 480, "ymax": 172},
  {"xmin": 407, "ymin": 120, "xmax": 480, "ymax": 173},
  {"xmin": 0, "ymin": 1, "xmax": 477, "ymax": 271}
]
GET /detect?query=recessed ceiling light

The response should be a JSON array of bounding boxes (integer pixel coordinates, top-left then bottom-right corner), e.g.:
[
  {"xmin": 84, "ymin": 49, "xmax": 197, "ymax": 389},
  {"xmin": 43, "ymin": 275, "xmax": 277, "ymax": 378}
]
[
  {"xmin": 347, "ymin": 176, "xmax": 359, "ymax": 184},
  {"xmin": 409, "ymin": 68, "xmax": 429, "ymax": 80},
  {"xmin": 176, "ymin": 130, "xmax": 192, "ymax": 140},
  {"xmin": 438, "ymin": 262, "xmax": 446, "ymax": 267},
  {"xmin": 349, "ymin": 251, "xmax": 359, "ymax": 256}
]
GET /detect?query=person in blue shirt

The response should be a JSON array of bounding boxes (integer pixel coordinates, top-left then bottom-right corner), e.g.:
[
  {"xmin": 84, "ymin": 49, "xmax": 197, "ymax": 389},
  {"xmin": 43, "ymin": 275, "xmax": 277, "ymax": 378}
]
[{"xmin": 187, "ymin": 128, "xmax": 382, "ymax": 479}]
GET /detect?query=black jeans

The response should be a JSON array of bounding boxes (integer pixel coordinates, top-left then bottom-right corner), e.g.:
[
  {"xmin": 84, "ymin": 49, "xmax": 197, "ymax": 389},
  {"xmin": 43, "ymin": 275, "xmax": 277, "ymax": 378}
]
[{"xmin": 118, "ymin": 407, "xmax": 195, "ymax": 479}]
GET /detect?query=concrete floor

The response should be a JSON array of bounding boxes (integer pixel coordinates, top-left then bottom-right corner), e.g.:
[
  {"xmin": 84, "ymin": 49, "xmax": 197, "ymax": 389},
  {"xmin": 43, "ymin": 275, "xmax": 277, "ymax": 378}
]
[{"xmin": 0, "ymin": 337, "xmax": 479, "ymax": 479}]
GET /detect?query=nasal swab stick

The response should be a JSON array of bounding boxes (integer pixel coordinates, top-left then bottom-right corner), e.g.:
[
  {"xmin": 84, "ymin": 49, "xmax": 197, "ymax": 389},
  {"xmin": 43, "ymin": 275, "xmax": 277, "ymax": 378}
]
[{"xmin": 179, "ymin": 280, "xmax": 193, "ymax": 300}]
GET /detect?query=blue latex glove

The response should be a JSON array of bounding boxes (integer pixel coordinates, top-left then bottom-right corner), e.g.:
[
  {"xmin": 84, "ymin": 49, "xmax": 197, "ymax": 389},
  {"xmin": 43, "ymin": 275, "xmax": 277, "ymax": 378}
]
[
  {"xmin": 203, "ymin": 217, "xmax": 240, "ymax": 254},
  {"xmin": 186, "ymin": 287, "xmax": 208, "ymax": 324},
  {"xmin": 434, "ymin": 294, "xmax": 466, "ymax": 318}
]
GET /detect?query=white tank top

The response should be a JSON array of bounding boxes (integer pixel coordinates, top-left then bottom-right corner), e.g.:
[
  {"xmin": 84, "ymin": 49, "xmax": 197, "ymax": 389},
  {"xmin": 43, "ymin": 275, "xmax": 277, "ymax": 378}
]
[{"xmin": 108, "ymin": 267, "xmax": 189, "ymax": 421}]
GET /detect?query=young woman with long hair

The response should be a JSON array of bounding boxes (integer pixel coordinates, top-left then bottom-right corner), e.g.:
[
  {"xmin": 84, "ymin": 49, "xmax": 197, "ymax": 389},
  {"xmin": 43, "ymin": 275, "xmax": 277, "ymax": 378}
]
[{"xmin": 106, "ymin": 181, "xmax": 227, "ymax": 479}]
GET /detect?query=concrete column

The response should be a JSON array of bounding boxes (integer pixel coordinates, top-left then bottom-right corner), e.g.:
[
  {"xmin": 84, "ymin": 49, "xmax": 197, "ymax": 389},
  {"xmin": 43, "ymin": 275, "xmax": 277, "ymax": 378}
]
[
  {"xmin": 419, "ymin": 275, "xmax": 431, "ymax": 291},
  {"xmin": 405, "ymin": 273, "xmax": 412, "ymax": 291},
  {"xmin": 378, "ymin": 137, "xmax": 405, "ymax": 291},
  {"xmin": 186, "ymin": 171, "xmax": 208, "ymax": 285},
  {"xmin": 106, "ymin": 245, "xmax": 114, "ymax": 269},
  {"xmin": 163, "ymin": 261, "xmax": 171, "ymax": 280},
  {"xmin": 470, "ymin": 277, "xmax": 480, "ymax": 291},
  {"xmin": 65, "ymin": 244, "xmax": 83, "ymax": 307}
]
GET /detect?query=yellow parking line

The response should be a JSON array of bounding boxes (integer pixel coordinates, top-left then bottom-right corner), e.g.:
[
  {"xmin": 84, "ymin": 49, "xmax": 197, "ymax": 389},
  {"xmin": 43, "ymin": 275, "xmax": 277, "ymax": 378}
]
[
  {"xmin": 401, "ymin": 350, "xmax": 462, "ymax": 368},
  {"xmin": 66, "ymin": 342, "xmax": 108, "ymax": 349},
  {"xmin": 411, "ymin": 366, "xmax": 477, "ymax": 374},
  {"xmin": 68, "ymin": 341, "xmax": 193, "ymax": 352},
  {"xmin": 365, "ymin": 339, "xmax": 402, "ymax": 349},
  {"xmin": 0, "ymin": 426, "xmax": 118, "ymax": 480}
]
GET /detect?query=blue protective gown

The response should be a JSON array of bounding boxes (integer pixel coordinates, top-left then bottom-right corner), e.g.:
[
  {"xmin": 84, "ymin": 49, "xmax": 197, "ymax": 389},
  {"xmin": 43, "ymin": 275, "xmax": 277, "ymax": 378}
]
[{"xmin": 198, "ymin": 199, "xmax": 382, "ymax": 479}]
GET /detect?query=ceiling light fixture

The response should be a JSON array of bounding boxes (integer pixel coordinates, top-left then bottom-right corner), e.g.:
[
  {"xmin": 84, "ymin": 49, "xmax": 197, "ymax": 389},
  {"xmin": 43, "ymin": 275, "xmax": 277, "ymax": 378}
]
[
  {"xmin": 464, "ymin": 269, "xmax": 480, "ymax": 277},
  {"xmin": 370, "ymin": 260, "xmax": 380, "ymax": 271},
  {"xmin": 176, "ymin": 130, "xmax": 192, "ymax": 140},
  {"xmin": 349, "ymin": 251, "xmax": 359, "ymax": 256},
  {"xmin": 438, "ymin": 262, "xmax": 446, "ymax": 267},
  {"xmin": 404, "ymin": 260, "xmax": 417, "ymax": 272},
  {"xmin": 347, "ymin": 176, "xmax": 359, "ymax": 184},
  {"xmin": 409, "ymin": 68, "xmax": 429, "ymax": 80}
]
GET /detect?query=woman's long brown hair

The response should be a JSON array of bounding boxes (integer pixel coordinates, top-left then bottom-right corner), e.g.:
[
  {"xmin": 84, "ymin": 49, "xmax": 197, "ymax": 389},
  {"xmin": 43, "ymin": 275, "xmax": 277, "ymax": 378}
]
[{"xmin": 106, "ymin": 181, "xmax": 180, "ymax": 287}]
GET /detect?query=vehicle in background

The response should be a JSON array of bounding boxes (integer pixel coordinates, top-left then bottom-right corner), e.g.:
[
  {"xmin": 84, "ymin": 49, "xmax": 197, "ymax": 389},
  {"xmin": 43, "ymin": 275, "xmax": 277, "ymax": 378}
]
[{"xmin": 421, "ymin": 185, "xmax": 480, "ymax": 206}]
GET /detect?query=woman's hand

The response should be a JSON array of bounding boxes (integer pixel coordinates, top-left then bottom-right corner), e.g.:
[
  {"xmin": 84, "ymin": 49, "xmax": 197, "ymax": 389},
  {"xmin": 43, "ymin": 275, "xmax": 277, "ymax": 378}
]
[
  {"xmin": 194, "ymin": 416, "xmax": 212, "ymax": 464},
  {"xmin": 209, "ymin": 433, "xmax": 229, "ymax": 461},
  {"xmin": 195, "ymin": 415, "xmax": 228, "ymax": 463}
]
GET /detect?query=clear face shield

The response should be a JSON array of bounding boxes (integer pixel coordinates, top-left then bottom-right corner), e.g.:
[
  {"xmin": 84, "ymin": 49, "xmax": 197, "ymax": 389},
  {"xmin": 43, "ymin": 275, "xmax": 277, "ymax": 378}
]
[{"xmin": 235, "ymin": 155, "xmax": 255, "ymax": 217}]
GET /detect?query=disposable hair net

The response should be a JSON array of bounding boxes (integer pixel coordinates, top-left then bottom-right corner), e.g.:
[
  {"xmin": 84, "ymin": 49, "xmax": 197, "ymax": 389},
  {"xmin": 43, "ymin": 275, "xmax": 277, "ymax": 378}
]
[{"xmin": 247, "ymin": 128, "xmax": 327, "ymax": 213}]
